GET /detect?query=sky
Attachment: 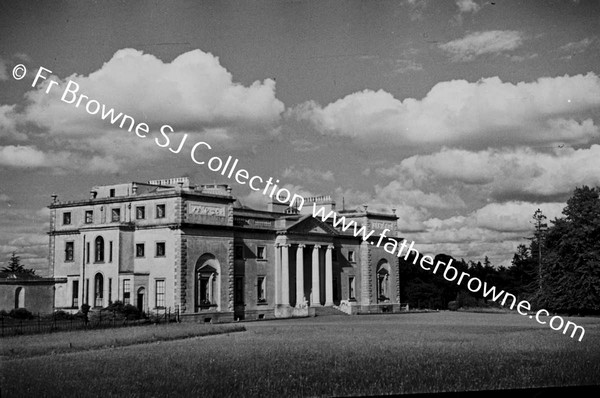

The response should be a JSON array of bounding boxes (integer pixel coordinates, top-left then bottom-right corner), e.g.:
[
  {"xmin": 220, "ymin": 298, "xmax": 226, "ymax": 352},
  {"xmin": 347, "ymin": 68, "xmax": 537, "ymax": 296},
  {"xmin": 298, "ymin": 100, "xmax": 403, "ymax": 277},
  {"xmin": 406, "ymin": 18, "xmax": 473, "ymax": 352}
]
[{"xmin": 0, "ymin": 0, "xmax": 599, "ymax": 274}]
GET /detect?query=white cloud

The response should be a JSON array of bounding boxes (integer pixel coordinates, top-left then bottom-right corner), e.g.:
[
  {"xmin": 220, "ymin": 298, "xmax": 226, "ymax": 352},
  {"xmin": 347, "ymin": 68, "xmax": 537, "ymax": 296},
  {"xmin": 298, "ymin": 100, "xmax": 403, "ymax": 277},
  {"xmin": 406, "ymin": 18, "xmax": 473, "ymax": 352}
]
[
  {"xmin": 293, "ymin": 73, "xmax": 600, "ymax": 148},
  {"xmin": 0, "ymin": 145, "xmax": 119, "ymax": 173},
  {"xmin": 440, "ymin": 30, "xmax": 524, "ymax": 62},
  {"xmin": 378, "ymin": 145, "xmax": 600, "ymax": 201},
  {"xmin": 1, "ymin": 48, "xmax": 285, "ymax": 173},
  {"xmin": 456, "ymin": 0, "xmax": 480, "ymax": 13}
]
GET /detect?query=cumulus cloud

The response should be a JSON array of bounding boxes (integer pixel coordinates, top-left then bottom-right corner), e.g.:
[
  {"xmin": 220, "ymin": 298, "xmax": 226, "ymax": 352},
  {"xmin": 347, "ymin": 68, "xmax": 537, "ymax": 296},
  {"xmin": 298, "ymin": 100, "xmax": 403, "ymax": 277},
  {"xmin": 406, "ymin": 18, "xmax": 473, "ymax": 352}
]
[
  {"xmin": 0, "ymin": 145, "xmax": 119, "ymax": 173},
  {"xmin": 439, "ymin": 30, "xmax": 524, "ymax": 62},
  {"xmin": 292, "ymin": 73, "xmax": 600, "ymax": 148},
  {"xmin": 1, "ymin": 48, "xmax": 285, "ymax": 173},
  {"xmin": 456, "ymin": 0, "xmax": 480, "ymax": 13},
  {"xmin": 378, "ymin": 145, "xmax": 600, "ymax": 201}
]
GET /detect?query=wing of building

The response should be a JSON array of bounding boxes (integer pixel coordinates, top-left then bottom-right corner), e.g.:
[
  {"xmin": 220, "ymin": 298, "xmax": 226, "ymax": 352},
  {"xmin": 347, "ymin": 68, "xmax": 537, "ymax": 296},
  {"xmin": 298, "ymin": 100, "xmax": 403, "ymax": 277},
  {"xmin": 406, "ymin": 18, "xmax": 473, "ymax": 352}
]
[{"xmin": 48, "ymin": 177, "xmax": 403, "ymax": 321}]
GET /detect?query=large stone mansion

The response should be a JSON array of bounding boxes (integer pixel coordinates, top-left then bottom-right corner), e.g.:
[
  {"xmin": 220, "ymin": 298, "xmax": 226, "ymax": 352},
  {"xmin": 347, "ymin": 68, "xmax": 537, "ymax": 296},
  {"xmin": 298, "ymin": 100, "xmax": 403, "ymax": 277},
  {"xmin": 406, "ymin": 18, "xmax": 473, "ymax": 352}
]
[{"xmin": 49, "ymin": 177, "xmax": 402, "ymax": 321}]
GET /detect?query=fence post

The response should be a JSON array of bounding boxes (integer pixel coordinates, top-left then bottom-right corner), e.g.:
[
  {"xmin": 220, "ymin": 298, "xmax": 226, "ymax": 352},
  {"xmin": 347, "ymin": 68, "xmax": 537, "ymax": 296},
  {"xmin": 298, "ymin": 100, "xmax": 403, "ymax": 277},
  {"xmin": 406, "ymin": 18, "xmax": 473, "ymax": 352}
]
[{"xmin": 52, "ymin": 311, "xmax": 56, "ymax": 330}]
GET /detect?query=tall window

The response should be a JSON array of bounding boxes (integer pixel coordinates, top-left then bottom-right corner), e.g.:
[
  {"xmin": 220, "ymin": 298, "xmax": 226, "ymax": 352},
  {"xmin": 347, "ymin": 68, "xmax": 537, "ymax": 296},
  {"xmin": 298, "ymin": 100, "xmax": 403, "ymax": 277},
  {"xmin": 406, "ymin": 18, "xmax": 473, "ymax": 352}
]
[
  {"xmin": 136, "ymin": 206, "xmax": 145, "ymax": 220},
  {"xmin": 108, "ymin": 278, "xmax": 112, "ymax": 304},
  {"xmin": 156, "ymin": 204, "xmax": 165, "ymax": 218},
  {"xmin": 155, "ymin": 280, "xmax": 165, "ymax": 308},
  {"xmin": 72, "ymin": 280, "xmax": 79, "ymax": 308},
  {"xmin": 257, "ymin": 276, "xmax": 266, "ymax": 303},
  {"xmin": 65, "ymin": 241, "xmax": 74, "ymax": 262},
  {"xmin": 156, "ymin": 242, "xmax": 165, "ymax": 257},
  {"xmin": 94, "ymin": 236, "xmax": 104, "ymax": 262},
  {"xmin": 86, "ymin": 242, "xmax": 90, "ymax": 264},
  {"xmin": 109, "ymin": 241, "xmax": 113, "ymax": 262},
  {"xmin": 85, "ymin": 279, "xmax": 89, "ymax": 304},
  {"xmin": 94, "ymin": 273, "xmax": 104, "ymax": 307},
  {"xmin": 63, "ymin": 212, "xmax": 71, "ymax": 225},
  {"xmin": 136, "ymin": 243, "xmax": 145, "ymax": 258},
  {"xmin": 256, "ymin": 246, "xmax": 265, "ymax": 260},
  {"xmin": 348, "ymin": 276, "xmax": 356, "ymax": 300},
  {"xmin": 109, "ymin": 188, "xmax": 115, "ymax": 197},
  {"xmin": 85, "ymin": 210, "xmax": 93, "ymax": 224},
  {"xmin": 123, "ymin": 280, "xmax": 131, "ymax": 304},
  {"xmin": 111, "ymin": 208, "xmax": 120, "ymax": 222}
]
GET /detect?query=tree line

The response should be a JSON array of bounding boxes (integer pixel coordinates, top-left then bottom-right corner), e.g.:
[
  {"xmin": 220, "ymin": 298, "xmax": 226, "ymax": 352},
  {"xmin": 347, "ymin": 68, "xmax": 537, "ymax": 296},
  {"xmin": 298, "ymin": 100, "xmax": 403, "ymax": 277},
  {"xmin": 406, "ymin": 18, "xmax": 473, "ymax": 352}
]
[{"xmin": 399, "ymin": 186, "xmax": 600, "ymax": 315}]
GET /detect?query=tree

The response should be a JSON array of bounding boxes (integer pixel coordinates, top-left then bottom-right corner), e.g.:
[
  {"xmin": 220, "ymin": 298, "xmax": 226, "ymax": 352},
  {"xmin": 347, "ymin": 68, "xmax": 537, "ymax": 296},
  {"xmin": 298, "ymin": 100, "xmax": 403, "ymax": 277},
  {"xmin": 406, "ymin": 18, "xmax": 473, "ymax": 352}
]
[
  {"xmin": 1, "ymin": 252, "xmax": 36, "ymax": 276},
  {"xmin": 536, "ymin": 186, "xmax": 600, "ymax": 314}
]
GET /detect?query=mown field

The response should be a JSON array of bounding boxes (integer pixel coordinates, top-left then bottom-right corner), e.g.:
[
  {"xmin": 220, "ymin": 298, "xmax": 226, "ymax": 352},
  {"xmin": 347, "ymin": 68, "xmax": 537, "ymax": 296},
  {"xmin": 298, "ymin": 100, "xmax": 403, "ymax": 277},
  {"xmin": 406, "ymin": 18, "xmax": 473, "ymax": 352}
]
[{"xmin": 2, "ymin": 312, "xmax": 599, "ymax": 397}]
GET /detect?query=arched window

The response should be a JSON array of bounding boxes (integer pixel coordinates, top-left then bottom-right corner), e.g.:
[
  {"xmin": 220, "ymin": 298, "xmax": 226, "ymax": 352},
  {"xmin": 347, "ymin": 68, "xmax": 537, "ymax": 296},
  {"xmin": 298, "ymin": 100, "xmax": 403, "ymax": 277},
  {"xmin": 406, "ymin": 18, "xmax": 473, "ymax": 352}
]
[
  {"xmin": 95, "ymin": 236, "xmax": 104, "ymax": 262},
  {"xmin": 15, "ymin": 287, "xmax": 24, "ymax": 308}
]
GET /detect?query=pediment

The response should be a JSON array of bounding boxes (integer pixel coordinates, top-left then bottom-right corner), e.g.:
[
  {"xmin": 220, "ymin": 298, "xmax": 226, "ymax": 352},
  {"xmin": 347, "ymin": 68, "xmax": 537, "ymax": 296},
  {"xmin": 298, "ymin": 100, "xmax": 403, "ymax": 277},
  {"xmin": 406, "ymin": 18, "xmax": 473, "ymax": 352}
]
[{"xmin": 282, "ymin": 215, "xmax": 338, "ymax": 236}]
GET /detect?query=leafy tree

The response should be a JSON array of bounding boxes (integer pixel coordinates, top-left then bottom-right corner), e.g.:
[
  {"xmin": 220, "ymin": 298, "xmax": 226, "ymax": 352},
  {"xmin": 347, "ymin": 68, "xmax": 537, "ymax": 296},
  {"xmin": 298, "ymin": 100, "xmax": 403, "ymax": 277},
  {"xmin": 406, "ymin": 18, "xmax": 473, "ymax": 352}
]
[
  {"xmin": 535, "ymin": 186, "xmax": 600, "ymax": 314},
  {"xmin": 1, "ymin": 252, "xmax": 36, "ymax": 276}
]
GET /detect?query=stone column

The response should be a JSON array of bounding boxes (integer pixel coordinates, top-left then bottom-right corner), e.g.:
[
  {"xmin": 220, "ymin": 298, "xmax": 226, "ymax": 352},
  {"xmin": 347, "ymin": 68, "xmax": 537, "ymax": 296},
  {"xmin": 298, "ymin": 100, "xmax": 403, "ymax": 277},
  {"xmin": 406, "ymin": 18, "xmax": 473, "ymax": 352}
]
[
  {"xmin": 296, "ymin": 244, "xmax": 305, "ymax": 306},
  {"xmin": 325, "ymin": 245, "xmax": 334, "ymax": 306},
  {"xmin": 311, "ymin": 245, "xmax": 321, "ymax": 306},
  {"xmin": 281, "ymin": 244, "xmax": 290, "ymax": 306},
  {"xmin": 274, "ymin": 243, "xmax": 281, "ymax": 305}
]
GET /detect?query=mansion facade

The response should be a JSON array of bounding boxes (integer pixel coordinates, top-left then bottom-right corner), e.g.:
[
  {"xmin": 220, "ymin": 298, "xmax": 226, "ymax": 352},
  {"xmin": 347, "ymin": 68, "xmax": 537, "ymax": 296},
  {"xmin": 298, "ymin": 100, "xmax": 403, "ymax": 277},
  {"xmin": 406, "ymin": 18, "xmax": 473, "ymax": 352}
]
[{"xmin": 49, "ymin": 177, "xmax": 402, "ymax": 321}]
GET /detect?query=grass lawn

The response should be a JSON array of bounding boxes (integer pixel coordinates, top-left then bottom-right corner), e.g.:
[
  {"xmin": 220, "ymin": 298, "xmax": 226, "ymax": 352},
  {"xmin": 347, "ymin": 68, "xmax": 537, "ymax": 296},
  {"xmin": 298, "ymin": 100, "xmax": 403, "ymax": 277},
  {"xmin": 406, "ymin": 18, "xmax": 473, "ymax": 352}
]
[
  {"xmin": 0, "ymin": 322, "xmax": 245, "ymax": 358},
  {"xmin": 1, "ymin": 311, "xmax": 599, "ymax": 397}
]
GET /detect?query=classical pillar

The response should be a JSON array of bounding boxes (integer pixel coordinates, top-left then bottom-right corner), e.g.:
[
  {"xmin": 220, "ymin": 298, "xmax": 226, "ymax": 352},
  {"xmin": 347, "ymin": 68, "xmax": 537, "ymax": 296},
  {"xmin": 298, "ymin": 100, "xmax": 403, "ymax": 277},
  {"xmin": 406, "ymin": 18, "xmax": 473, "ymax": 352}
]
[
  {"xmin": 311, "ymin": 245, "xmax": 321, "ymax": 306},
  {"xmin": 325, "ymin": 245, "xmax": 334, "ymax": 306},
  {"xmin": 274, "ymin": 243, "xmax": 281, "ymax": 305},
  {"xmin": 296, "ymin": 244, "xmax": 305, "ymax": 306},
  {"xmin": 281, "ymin": 244, "xmax": 290, "ymax": 306}
]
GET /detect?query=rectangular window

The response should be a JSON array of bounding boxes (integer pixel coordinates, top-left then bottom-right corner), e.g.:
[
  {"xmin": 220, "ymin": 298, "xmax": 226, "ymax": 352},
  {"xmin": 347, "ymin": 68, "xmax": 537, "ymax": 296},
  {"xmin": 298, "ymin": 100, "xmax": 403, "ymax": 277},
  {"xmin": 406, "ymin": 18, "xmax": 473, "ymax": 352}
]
[
  {"xmin": 349, "ymin": 276, "xmax": 356, "ymax": 300},
  {"xmin": 156, "ymin": 204, "xmax": 165, "ymax": 218},
  {"xmin": 136, "ymin": 206, "xmax": 145, "ymax": 220},
  {"xmin": 235, "ymin": 276, "xmax": 244, "ymax": 304},
  {"xmin": 65, "ymin": 241, "xmax": 74, "ymax": 262},
  {"xmin": 111, "ymin": 208, "xmax": 120, "ymax": 222},
  {"xmin": 109, "ymin": 241, "xmax": 113, "ymax": 262},
  {"xmin": 85, "ymin": 210, "xmax": 93, "ymax": 224},
  {"xmin": 108, "ymin": 278, "xmax": 112, "ymax": 304},
  {"xmin": 156, "ymin": 242, "xmax": 166, "ymax": 257},
  {"xmin": 348, "ymin": 250, "xmax": 355, "ymax": 262},
  {"xmin": 234, "ymin": 245, "xmax": 244, "ymax": 260},
  {"xmin": 256, "ymin": 246, "xmax": 265, "ymax": 260},
  {"xmin": 257, "ymin": 276, "xmax": 266, "ymax": 303},
  {"xmin": 136, "ymin": 243, "xmax": 145, "ymax": 258},
  {"xmin": 123, "ymin": 280, "xmax": 131, "ymax": 305},
  {"xmin": 72, "ymin": 280, "xmax": 79, "ymax": 308},
  {"xmin": 86, "ymin": 242, "xmax": 90, "ymax": 264},
  {"xmin": 63, "ymin": 212, "xmax": 71, "ymax": 225},
  {"xmin": 109, "ymin": 188, "xmax": 115, "ymax": 197},
  {"xmin": 155, "ymin": 280, "xmax": 165, "ymax": 308}
]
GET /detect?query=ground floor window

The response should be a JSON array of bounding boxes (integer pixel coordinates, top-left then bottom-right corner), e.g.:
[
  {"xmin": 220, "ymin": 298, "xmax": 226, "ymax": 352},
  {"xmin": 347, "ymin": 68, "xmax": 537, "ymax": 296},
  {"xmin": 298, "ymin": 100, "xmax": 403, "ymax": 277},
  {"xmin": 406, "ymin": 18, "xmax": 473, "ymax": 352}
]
[
  {"xmin": 72, "ymin": 280, "xmax": 79, "ymax": 308},
  {"xmin": 348, "ymin": 276, "xmax": 355, "ymax": 300},
  {"xmin": 257, "ymin": 276, "xmax": 266, "ymax": 303},
  {"xmin": 155, "ymin": 280, "xmax": 165, "ymax": 308},
  {"xmin": 123, "ymin": 280, "xmax": 131, "ymax": 304},
  {"xmin": 94, "ymin": 273, "xmax": 104, "ymax": 307}
]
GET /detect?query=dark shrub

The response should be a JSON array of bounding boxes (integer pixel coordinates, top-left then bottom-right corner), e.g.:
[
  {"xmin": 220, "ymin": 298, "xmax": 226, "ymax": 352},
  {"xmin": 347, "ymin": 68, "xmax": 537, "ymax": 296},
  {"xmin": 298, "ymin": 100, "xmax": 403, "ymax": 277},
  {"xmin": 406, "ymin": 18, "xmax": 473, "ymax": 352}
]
[
  {"xmin": 54, "ymin": 310, "xmax": 76, "ymax": 320},
  {"xmin": 9, "ymin": 308, "xmax": 33, "ymax": 319},
  {"xmin": 0, "ymin": 309, "xmax": 9, "ymax": 317},
  {"xmin": 447, "ymin": 301, "xmax": 459, "ymax": 311}
]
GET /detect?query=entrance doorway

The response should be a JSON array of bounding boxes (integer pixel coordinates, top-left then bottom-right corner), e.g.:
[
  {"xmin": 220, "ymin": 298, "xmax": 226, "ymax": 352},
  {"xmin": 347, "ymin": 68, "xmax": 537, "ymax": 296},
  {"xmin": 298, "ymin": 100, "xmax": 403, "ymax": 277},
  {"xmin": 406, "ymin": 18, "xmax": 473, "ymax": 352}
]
[{"xmin": 137, "ymin": 287, "xmax": 145, "ymax": 312}]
